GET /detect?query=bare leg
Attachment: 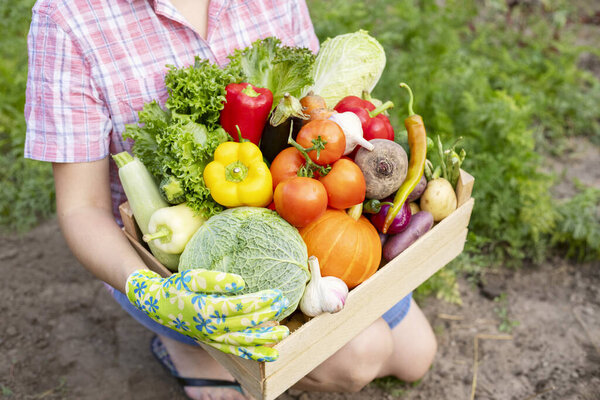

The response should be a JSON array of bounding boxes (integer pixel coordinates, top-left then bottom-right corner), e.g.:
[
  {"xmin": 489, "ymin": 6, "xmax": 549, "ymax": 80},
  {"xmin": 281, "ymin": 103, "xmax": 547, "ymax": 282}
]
[
  {"xmin": 293, "ymin": 318, "xmax": 394, "ymax": 393},
  {"xmin": 158, "ymin": 299, "xmax": 435, "ymax": 398},
  {"xmin": 158, "ymin": 335, "xmax": 248, "ymax": 400},
  {"xmin": 293, "ymin": 299, "xmax": 436, "ymax": 393},
  {"xmin": 377, "ymin": 298, "xmax": 438, "ymax": 382}
]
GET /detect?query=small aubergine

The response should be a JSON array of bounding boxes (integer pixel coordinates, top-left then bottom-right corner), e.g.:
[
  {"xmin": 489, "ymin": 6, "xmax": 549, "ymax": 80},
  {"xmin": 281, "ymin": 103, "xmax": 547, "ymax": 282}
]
[
  {"xmin": 371, "ymin": 201, "xmax": 411, "ymax": 234},
  {"xmin": 406, "ymin": 174, "xmax": 427, "ymax": 202},
  {"xmin": 383, "ymin": 211, "xmax": 434, "ymax": 261},
  {"xmin": 260, "ymin": 93, "xmax": 307, "ymax": 163}
]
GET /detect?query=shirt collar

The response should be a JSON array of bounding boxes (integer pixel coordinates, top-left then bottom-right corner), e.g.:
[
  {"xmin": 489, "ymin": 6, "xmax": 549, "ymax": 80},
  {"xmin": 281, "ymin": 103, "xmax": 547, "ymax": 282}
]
[{"xmin": 123, "ymin": 0, "xmax": 229, "ymax": 43}]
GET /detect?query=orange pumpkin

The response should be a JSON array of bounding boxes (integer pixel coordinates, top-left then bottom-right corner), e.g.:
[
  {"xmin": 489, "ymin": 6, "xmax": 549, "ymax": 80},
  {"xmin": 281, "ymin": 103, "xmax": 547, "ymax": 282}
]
[{"xmin": 299, "ymin": 206, "xmax": 382, "ymax": 289}]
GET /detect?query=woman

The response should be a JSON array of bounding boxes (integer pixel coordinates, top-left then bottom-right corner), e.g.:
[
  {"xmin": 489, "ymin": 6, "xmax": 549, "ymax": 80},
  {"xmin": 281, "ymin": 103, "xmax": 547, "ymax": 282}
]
[{"xmin": 25, "ymin": 0, "xmax": 437, "ymax": 399}]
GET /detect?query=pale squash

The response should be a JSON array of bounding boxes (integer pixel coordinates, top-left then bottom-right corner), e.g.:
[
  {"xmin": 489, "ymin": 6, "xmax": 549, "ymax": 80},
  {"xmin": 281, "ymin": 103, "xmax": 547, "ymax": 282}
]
[{"xmin": 299, "ymin": 205, "xmax": 381, "ymax": 289}]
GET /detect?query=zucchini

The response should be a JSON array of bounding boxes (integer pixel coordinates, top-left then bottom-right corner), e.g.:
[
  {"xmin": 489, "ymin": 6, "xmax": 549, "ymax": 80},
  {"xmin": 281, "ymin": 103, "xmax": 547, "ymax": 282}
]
[{"xmin": 112, "ymin": 151, "xmax": 180, "ymax": 270}]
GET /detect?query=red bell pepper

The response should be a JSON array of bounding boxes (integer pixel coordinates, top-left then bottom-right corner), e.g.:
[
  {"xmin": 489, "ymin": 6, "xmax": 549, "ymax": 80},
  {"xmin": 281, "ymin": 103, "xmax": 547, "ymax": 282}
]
[
  {"xmin": 220, "ymin": 83, "xmax": 273, "ymax": 145},
  {"xmin": 333, "ymin": 95, "xmax": 395, "ymax": 141}
]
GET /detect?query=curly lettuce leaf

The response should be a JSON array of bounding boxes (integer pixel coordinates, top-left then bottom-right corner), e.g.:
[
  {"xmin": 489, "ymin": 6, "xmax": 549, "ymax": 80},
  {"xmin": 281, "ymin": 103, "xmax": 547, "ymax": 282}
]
[
  {"xmin": 164, "ymin": 57, "xmax": 243, "ymax": 129},
  {"xmin": 122, "ymin": 101, "xmax": 166, "ymax": 179},
  {"xmin": 123, "ymin": 106, "xmax": 229, "ymax": 218},
  {"xmin": 228, "ymin": 37, "xmax": 315, "ymax": 106},
  {"xmin": 160, "ymin": 114, "xmax": 229, "ymax": 216}
]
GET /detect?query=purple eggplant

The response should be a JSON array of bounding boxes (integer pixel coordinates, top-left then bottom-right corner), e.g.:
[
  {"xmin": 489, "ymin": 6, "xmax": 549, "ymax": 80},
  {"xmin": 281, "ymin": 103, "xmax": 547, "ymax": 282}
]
[{"xmin": 370, "ymin": 201, "xmax": 411, "ymax": 234}]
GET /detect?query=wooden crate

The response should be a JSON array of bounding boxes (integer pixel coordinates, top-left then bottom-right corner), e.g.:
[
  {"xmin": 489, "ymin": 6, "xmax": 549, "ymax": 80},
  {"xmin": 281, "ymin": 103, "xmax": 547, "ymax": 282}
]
[{"xmin": 119, "ymin": 170, "xmax": 475, "ymax": 400}]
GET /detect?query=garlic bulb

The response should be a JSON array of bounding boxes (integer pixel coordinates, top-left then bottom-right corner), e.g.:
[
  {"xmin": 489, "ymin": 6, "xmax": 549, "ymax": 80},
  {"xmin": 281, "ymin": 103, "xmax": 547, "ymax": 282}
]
[
  {"xmin": 329, "ymin": 112, "xmax": 374, "ymax": 155},
  {"xmin": 300, "ymin": 256, "xmax": 349, "ymax": 317}
]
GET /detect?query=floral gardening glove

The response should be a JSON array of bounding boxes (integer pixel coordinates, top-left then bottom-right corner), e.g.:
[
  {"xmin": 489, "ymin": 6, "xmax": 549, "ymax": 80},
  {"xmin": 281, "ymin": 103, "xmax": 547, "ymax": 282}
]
[{"xmin": 126, "ymin": 269, "xmax": 290, "ymax": 362}]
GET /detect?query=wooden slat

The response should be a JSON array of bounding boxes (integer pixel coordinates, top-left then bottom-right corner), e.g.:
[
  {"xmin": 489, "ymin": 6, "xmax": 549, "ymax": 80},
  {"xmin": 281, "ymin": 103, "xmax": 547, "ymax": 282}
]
[
  {"xmin": 118, "ymin": 201, "xmax": 141, "ymax": 241},
  {"xmin": 456, "ymin": 169, "xmax": 475, "ymax": 207}
]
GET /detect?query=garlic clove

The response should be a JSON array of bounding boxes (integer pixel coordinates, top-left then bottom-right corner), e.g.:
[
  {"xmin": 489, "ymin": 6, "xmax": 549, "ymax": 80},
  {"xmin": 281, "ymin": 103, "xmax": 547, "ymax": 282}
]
[
  {"xmin": 300, "ymin": 256, "xmax": 349, "ymax": 317},
  {"xmin": 329, "ymin": 112, "xmax": 374, "ymax": 155}
]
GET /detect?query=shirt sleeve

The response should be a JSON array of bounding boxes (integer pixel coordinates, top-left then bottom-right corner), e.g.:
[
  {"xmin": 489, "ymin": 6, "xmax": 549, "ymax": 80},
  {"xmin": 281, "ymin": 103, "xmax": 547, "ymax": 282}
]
[
  {"xmin": 24, "ymin": 9, "xmax": 111, "ymax": 163},
  {"xmin": 289, "ymin": 0, "xmax": 320, "ymax": 54}
]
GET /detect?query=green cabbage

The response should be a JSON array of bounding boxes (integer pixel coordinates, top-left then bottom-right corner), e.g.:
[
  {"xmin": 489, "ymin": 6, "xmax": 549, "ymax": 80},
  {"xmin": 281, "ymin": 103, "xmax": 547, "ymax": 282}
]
[
  {"xmin": 179, "ymin": 207, "xmax": 310, "ymax": 320},
  {"xmin": 308, "ymin": 30, "xmax": 386, "ymax": 108}
]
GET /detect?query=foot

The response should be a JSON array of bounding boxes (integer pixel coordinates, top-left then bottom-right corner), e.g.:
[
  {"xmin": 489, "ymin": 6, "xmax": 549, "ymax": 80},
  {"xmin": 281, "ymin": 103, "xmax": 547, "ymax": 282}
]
[{"xmin": 157, "ymin": 335, "xmax": 248, "ymax": 400}]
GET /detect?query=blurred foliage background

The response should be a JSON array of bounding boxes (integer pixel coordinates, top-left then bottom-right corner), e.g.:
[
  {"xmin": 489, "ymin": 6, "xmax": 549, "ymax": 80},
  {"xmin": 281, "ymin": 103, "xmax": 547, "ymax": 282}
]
[
  {"xmin": 2, "ymin": 0, "xmax": 599, "ymax": 302},
  {"xmin": 1, "ymin": 0, "xmax": 55, "ymax": 230},
  {"xmin": 307, "ymin": 0, "xmax": 600, "ymax": 302}
]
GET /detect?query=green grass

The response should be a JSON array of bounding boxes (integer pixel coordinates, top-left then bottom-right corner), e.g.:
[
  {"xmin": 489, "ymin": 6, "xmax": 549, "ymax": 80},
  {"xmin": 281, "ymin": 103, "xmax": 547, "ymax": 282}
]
[{"xmin": 0, "ymin": 0, "xmax": 54, "ymax": 232}]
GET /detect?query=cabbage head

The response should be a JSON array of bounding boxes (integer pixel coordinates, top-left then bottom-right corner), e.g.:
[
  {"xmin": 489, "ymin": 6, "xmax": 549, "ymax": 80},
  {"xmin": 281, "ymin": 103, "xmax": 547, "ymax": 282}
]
[
  {"xmin": 179, "ymin": 207, "xmax": 309, "ymax": 320},
  {"xmin": 307, "ymin": 30, "xmax": 386, "ymax": 108}
]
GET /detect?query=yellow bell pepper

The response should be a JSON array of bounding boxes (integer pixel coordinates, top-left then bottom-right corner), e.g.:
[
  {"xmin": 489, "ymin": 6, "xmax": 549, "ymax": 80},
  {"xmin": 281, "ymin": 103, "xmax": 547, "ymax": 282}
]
[{"xmin": 204, "ymin": 141, "xmax": 273, "ymax": 208}]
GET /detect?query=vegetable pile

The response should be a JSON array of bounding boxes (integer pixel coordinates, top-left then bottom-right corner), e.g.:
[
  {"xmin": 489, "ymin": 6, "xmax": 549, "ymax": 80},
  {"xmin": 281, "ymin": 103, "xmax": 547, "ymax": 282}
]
[{"xmin": 116, "ymin": 30, "xmax": 469, "ymax": 327}]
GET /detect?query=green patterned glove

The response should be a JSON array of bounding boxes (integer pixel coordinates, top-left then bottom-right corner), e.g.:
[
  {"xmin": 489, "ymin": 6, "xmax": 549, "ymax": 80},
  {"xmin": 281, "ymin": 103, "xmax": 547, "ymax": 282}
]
[{"xmin": 126, "ymin": 269, "xmax": 290, "ymax": 362}]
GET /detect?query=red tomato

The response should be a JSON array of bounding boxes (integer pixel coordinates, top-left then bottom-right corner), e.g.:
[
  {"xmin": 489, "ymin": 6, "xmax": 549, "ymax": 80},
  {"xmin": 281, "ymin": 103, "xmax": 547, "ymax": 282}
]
[
  {"xmin": 318, "ymin": 158, "xmax": 366, "ymax": 209},
  {"xmin": 274, "ymin": 177, "xmax": 328, "ymax": 227},
  {"xmin": 270, "ymin": 147, "xmax": 306, "ymax": 190},
  {"xmin": 296, "ymin": 119, "xmax": 345, "ymax": 166}
]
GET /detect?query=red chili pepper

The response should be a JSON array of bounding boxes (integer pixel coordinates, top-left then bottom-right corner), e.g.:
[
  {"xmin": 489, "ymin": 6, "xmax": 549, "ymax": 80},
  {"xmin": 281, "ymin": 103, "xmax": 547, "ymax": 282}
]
[
  {"xmin": 220, "ymin": 83, "xmax": 273, "ymax": 146},
  {"xmin": 334, "ymin": 95, "xmax": 395, "ymax": 141}
]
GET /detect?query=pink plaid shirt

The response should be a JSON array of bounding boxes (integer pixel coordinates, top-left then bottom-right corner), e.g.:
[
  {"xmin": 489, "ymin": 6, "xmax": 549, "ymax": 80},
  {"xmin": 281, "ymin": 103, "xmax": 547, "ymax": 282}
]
[{"xmin": 25, "ymin": 0, "xmax": 319, "ymax": 222}]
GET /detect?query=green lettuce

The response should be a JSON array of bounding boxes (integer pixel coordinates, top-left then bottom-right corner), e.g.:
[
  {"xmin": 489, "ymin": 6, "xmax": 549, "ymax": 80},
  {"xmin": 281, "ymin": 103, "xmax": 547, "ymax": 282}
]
[
  {"xmin": 307, "ymin": 30, "xmax": 386, "ymax": 108},
  {"xmin": 228, "ymin": 37, "xmax": 315, "ymax": 107},
  {"xmin": 124, "ymin": 57, "xmax": 243, "ymax": 217},
  {"xmin": 124, "ymin": 103, "xmax": 230, "ymax": 217},
  {"xmin": 165, "ymin": 57, "xmax": 243, "ymax": 129}
]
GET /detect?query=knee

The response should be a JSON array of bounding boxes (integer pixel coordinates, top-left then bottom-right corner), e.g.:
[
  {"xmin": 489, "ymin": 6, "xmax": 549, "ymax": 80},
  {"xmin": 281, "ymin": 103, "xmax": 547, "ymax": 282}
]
[
  {"xmin": 296, "ymin": 320, "xmax": 395, "ymax": 393},
  {"xmin": 339, "ymin": 344, "xmax": 393, "ymax": 391},
  {"xmin": 333, "ymin": 321, "xmax": 394, "ymax": 391},
  {"xmin": 399, "ymin": 330, "xmax": 438, "ymax": 383}
]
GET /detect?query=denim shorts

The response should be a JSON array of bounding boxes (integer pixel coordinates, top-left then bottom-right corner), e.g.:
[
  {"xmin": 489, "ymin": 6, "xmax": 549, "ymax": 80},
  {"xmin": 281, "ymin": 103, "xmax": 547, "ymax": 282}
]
[{"xmin": 108, "ymin": 285, "xmax": 412, "ymax": 344}]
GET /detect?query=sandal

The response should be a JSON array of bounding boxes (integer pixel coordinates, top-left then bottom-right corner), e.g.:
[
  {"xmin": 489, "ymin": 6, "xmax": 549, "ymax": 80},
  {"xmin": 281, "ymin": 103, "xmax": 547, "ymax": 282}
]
[{"xmin": 150, "ymin": 335, "xmax": 244, "ymax": 395}]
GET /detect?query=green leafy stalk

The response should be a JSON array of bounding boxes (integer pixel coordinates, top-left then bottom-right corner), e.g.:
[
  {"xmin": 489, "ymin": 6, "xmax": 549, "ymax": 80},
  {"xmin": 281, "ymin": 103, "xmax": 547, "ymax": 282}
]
[
  {"xmin": 164, "ymin": 57, "xmax": 243, "ymax": 129},
  {"xmin": 228, "ymin": 37, "xmax": 315, "ymax": 107}
]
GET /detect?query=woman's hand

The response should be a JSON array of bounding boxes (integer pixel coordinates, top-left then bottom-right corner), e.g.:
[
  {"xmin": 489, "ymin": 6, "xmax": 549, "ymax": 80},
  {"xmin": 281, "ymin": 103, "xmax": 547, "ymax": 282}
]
[{"xmin": 126, "ymin": 269, "xmax": 290, "ymax": 361}]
